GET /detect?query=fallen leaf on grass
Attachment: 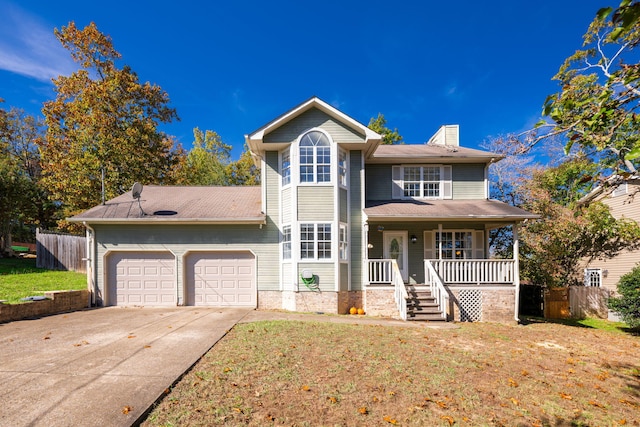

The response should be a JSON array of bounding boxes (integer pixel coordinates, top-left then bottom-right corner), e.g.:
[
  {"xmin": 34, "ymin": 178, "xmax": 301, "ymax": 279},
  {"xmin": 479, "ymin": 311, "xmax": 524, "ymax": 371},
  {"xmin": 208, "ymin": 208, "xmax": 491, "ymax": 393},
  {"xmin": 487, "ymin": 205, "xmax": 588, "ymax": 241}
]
[
  {"xmin": 301, "ymin": 385, "xmax": 310, "ymax": 391},
  {"xmin": 127, "ymin": 335, "xmax": 135, "ymax": 339},
  {"xmin": 144, "ymin": 345, "xmax": 151, "ymax": 348},
  {"xmin": 441, "ymin": 415, "xmax": 455, "ymax": 426},
  {"xmin": 358, "ymin": 406, "xmax": 368, "ymax": 415},
  {"xmin": 383, "ymin": 415, "xmax": 397, "ymax": 424},
  {"xmin": 510, "ymin": 397, "xmax": 519, "ymax": 406},
  {"xmin": 122, "ymin": 406, "xmax": 132, "ymax": 414},
  {"xmin": 43, "ymin": 336, "xmax": 50, "ymax": 340},
  {"xmin": 589, "ymin": 400, "xmax": 606, "ymax": 408},
  {"xmin": 328, "ymin": 396, "xmax": 338, "ymax": 403},
  {"xmin": 508, "ymin": 378, "xmax": 519, "ymax": 387},
  {"xmin": 619, "ymin": 419, "xmax": 627, "ymax": 425},
  {"xmin": 559, "ymin": 392, "xmax": 572, "ymax": 400}
]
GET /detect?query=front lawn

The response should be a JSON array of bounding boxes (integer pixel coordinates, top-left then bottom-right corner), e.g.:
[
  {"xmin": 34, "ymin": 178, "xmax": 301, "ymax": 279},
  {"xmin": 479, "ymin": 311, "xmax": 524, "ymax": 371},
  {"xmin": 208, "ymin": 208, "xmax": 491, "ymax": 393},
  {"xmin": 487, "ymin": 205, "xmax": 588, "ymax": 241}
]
[
  {"xmin": 143, "ymin": 318, "xmax": 640, "ymax": 426},
  {"xmin": 0, "ymin": 257, "xmax": 86, "ymax": 304}
]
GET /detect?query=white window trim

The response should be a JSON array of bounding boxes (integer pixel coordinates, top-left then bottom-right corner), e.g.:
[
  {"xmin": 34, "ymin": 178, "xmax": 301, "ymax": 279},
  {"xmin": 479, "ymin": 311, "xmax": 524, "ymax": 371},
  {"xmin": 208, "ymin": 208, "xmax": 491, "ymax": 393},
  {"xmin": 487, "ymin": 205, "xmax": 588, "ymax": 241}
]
[
  {"xmin": 584, "ymin": 268, "xmax": 602, "ymax": 287},
  {"xmin": 281, "ymin": 224, "xmax": 291, "ymax": 260},
  {"xmin": 299, "ymin": 222, "xmax": 333, "ymax": 261},
  {"xmin": 424, "ymin": 229, "xmax": 484, "ymax": 260},
  {"xmin": 338, "ymin": 148, "xmax": 348, "ymax": 188},
  {"xmin": 392, "ymin": 164, "xmax": 452, "ymax": 200},
  {"xmin": 339, "ymin": 223, "xmax": 348, "ymax": 261},
  {"xmin": 281, "ymin": 148, "xmax": 291, "ymax": 187},
  {"xmin": 297, "ymin": 129, "xmax": 333, "ymax": 185}
]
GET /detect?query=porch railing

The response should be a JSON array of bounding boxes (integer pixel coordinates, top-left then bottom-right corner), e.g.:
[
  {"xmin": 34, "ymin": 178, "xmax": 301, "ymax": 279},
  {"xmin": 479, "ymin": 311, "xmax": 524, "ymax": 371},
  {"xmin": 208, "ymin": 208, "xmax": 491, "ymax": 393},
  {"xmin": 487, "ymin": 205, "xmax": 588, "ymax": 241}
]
[
  {"xmin": 368, "ymin": 259, "xmax": 394, "ymax": 284},
  {"xmin": 390, "ymin": 260, "xmax": 408, "ymax": 321},
  {"xmin": 424, "ymin": 261, "xmax": 449, "ymax": 320},
  {"xmin": 367, "ymin": 259, "xmax": 408, "ymax": 320},
  {"xmin": 429, "ymin": 259, "xmax": 515, "ymax": 285}
]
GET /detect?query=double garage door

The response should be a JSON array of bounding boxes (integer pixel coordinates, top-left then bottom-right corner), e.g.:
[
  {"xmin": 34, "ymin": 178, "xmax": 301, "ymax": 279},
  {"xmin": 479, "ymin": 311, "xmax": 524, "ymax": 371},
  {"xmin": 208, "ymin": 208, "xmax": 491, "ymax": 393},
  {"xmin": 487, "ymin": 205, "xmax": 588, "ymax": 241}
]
[{"xmin": 107, "ymin": 251, "xmax": 256, "ymax": 307}]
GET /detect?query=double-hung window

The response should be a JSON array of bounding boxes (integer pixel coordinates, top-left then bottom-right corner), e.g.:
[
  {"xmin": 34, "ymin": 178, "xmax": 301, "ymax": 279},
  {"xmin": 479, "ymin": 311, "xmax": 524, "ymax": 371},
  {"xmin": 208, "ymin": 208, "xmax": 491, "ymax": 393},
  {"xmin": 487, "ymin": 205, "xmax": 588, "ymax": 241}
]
[
  {"xmin": 435, "ymin": 231, "xmax": 472, "ymax": 259},
  {"xmin": 339, "ymin": 224, "xmax": 348, "ymax": 260},
  {"xmin": 300, "ymin": 223, "xmax": 332, "ymax": 260},
  {"xmin": 392, "ymin": 165, "xmax": 452, "ymax": 199},
  {"xmin": 299, "ymin": 131, "xmax": 331, "ymax": 183},
  {"xmin": 338, "ymin": 149, "xmax": 347, "ymax": 187}
]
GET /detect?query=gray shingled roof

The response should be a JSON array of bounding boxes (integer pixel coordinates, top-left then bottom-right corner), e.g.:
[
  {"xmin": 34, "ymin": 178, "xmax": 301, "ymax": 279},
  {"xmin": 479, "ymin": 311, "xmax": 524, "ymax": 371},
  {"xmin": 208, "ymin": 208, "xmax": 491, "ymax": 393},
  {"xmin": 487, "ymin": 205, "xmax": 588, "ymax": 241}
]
[
  {"xmin": 364, "ymin": 199, "xmax": 538, "ymax": 221},
  {"xmin": 69, "ymin": 186, "xmax": 265, "ymax": 224},
  {"xmin": 369, "ymin": 144, "xmax": 501, "ymax": 162}
]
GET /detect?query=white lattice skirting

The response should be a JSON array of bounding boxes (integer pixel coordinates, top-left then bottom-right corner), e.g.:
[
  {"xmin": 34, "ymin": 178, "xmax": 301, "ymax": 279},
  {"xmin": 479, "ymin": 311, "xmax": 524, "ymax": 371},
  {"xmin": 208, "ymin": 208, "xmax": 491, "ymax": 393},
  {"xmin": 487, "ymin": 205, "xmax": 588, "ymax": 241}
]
[{"xmin": 459, "ymin": 289, "xmax": 483, "ymax": 322}]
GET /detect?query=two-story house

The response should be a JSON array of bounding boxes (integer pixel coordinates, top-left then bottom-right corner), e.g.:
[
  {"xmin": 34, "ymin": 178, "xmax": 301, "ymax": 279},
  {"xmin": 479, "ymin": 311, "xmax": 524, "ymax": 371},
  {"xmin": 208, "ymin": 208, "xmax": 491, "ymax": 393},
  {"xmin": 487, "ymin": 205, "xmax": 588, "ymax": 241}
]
[{"xmin": 71, "ymin": 97, "xmax": 537, "ymax": 322}]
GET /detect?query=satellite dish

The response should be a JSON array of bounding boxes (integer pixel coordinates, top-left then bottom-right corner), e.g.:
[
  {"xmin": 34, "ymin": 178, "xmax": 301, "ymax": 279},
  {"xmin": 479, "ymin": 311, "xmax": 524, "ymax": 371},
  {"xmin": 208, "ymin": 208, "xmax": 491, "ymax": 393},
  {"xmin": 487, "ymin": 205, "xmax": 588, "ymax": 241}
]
[
  {"xmin": 132, "ymin": 182, "xmax": 143, "ymax": 199},
  {"xmin": 131, "ymin": 182, "xmax": 146, "ymax": 217}
]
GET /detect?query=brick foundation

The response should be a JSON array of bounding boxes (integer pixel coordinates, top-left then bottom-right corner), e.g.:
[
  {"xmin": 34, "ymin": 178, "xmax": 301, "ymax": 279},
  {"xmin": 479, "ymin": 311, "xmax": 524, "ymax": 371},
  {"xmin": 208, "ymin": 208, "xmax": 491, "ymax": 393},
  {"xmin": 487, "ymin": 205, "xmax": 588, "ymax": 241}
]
[
  {"xmin": 0, "ymin": 290, "xmax": 90, "ymax": 323},
  {"xmin": 257, "ymin": 291, "xmax": 282, "ymax": 310},
  {"xmin": 449, "ymin": 288, "xmax": 516, "ymax": 324},
  {"xmin": 364, "ymin": 287, "xmax": 401, "ymax": 319}
]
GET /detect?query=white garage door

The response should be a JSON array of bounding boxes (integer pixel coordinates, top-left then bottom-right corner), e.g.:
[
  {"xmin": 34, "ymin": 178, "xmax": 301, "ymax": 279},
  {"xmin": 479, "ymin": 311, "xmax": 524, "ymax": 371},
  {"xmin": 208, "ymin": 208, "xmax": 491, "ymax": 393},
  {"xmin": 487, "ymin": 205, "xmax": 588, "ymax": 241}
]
[
  {"xmin": 107, "ymin": 252, "xmax": 176, "ymax": 306},
  {"xmin": 185, "ymin": 252, "xmax": 256, "ymax": 307}
]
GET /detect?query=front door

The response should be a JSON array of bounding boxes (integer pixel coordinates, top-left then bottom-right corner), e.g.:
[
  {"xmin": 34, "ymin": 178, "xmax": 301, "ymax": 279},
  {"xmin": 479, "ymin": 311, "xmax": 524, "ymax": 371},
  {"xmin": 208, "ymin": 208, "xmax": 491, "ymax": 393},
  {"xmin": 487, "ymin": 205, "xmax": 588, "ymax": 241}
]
[{"xmin": 383, "ymin": 231, "xmax": 408, "ymax": 282}]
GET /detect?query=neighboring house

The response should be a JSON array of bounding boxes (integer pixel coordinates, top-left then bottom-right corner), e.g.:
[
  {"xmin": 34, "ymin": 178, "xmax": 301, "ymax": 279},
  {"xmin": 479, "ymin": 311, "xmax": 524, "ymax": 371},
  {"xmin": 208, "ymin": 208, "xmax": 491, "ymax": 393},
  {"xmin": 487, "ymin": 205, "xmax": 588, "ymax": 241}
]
[
  {"xmin": 578, "ymin": 176, "xmax": 640, "ymax": 293},
  {"xmin": 70, "ymin": 97, "xmax": 536, "ymax": 322}
]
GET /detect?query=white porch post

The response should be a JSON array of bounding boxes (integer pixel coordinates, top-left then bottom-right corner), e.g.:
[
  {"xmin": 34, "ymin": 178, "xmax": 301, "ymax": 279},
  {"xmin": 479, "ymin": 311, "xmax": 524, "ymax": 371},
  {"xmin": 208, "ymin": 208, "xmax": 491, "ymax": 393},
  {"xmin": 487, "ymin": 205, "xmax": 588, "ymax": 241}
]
[
  {"xmin": 513, "ymin": 223, "xmax": 521, "ymax": 322},
  {"xmin": 437, "ymin": 223, "xmax": 443, "ymax": 260}
]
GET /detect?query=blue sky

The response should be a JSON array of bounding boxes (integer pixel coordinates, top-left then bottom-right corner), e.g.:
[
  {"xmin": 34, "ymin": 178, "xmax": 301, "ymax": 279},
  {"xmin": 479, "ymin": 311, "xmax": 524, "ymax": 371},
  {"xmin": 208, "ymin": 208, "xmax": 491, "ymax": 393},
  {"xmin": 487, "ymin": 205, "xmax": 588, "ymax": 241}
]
[{"xmin": 0, "ymin": 0, "xmax": 607, "ymax": 159}]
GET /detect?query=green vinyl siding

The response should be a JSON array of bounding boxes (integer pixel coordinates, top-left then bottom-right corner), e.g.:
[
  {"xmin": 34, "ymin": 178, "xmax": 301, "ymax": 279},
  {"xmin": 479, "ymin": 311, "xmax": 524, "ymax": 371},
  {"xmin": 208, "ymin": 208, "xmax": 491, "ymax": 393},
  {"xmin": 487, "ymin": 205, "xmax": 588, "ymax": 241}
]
[
  {"xmin": 298, "ymin": 263, "xmax": 335, "ymax": 292},
  {"xmin": 365, "ymin": 164, "xmax": 391, "ymax": 200},
  {"xmin": 282, "ymin": 186, "xmax": 292, "ymax": 224},
  {"xmin": 298, "ymin": 186, "xmax": 334, "ymax": 221},
  {"xmin": 349, "ymin": 151, "xmax": 363, "ymax": 290},
  {"xmin": 452, "ymin": 164, "xmax": 486, "ymax": 199},
  {"xmin": 339, "ymin": 188, "xmax": 348, "ymax": 223},
  {"xmin": 340, "ymin": 263, "xmax": 349, "ymax": 291},
  {"xmin": 264, "ymin": 108, "xmax": 365, "ymax": 144},
  {"xmin": 93, "ymin": 223, "xmax": 278, "ymax": 305}
]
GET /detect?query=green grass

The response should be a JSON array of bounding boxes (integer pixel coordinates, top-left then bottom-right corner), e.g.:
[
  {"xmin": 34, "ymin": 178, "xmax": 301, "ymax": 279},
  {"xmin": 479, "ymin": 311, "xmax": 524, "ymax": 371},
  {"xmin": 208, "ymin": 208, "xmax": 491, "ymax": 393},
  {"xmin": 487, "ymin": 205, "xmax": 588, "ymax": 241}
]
[
  {"xmin": 0, "ymin": 257, "xmax": 86, "ymax": 304},
  {"xmin": 523, "ymin": 315, "xmax": 634, "ymax": 334}
]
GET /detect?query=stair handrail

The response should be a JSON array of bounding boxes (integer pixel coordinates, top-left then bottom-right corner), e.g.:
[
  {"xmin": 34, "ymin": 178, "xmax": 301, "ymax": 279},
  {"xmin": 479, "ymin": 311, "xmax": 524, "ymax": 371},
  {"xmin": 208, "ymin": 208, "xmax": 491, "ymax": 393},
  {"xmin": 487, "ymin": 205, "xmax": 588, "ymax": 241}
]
[
  {"xmin": 391, "ymin": 260, "xmax": 408, "ymax": 320},
  {"xmin": 425, "ymin": 260, "xmax": 449, "ymax": 320}
]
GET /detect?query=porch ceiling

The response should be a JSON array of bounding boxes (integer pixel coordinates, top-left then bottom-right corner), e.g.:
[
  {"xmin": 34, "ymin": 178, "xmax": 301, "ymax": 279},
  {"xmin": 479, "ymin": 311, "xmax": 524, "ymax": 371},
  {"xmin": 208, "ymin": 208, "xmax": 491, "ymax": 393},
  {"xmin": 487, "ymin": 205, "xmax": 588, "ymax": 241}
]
[{"xmin": 364, "ymin": 199, "xmax": 538, "ymax": 222}]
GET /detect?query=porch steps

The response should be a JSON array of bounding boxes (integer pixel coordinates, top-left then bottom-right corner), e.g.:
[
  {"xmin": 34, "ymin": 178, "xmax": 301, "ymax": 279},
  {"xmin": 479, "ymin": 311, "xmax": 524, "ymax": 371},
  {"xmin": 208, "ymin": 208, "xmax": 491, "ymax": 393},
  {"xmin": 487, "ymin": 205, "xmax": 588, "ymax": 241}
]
[{"xmin": 406, "ymin": 287, "xmax": 445, "ymax": 321}]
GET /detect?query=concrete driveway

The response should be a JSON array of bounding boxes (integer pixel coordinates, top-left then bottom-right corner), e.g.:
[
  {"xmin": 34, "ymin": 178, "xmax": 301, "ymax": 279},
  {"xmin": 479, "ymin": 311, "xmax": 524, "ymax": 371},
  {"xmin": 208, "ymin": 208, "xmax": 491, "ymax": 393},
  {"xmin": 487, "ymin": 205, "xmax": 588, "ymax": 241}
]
[{"xmin": 0, "ymin": 306, "xmax": 251, "ymax": 427}]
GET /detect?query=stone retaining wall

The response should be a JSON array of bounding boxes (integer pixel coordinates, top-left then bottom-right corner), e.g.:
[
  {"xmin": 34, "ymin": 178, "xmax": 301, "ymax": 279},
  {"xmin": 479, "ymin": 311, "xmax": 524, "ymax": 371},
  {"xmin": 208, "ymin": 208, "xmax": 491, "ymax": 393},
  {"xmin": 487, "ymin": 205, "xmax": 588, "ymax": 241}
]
[{"xmin": 0, "ymin": 290, "xmax": 89, "ymax": 323}]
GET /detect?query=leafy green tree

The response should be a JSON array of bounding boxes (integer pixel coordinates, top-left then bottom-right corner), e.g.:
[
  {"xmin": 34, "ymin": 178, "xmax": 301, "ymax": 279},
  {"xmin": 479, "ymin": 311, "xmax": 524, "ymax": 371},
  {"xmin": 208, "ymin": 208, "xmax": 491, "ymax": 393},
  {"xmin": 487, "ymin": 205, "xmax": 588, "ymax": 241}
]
[
  {"xmin": 519, "ymin": 162, "xmax": 640, "ymax": 287},
  {"xmin": 40, "ymin": 22, "xmax": 184, "ymax": 229},
  {"xmin": 368, "ymin": 113, "xmax": 403, "ymax": 145},
  {"xmin": 225, "ymin": 145, "xmax": 260, "ymax": 186},
  {"xmin": 177, "ymin": 128, "xmax": 232, "ymax": 185},
  {"xmin": 538, "ymin": 0, "xmax": 640, "ymax": 178},
  {"xmin": 608, "ymin": 264, "xmax": 640, "ymax": 329}
]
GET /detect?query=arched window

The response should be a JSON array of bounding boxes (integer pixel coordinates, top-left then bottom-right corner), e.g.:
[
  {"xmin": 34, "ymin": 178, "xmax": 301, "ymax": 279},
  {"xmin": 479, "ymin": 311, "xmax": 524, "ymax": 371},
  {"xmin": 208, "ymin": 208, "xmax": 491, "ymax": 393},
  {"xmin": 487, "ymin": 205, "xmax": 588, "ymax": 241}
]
[{"xmin": 299, "ymin": 130, "xmax": 331, "ymax": 183}]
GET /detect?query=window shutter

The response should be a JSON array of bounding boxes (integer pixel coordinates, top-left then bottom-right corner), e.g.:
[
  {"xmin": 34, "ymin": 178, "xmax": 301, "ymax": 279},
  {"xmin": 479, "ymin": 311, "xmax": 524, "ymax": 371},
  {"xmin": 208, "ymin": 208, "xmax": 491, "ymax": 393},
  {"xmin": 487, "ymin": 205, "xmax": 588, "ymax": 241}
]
[
  {"xmin": 473, "ymin": 230, "xmax": 484, "ymax": 259},
  {"xmin": 392, "ymin": 166, "xmax": 403, "ymax": 199},
  {"xmin": 423, "ymin": 231, "xmax": 435, "ymax": 259},
  {"xmin": 442, "ymin": 165, "xmax": 452, "ymax": 199}
]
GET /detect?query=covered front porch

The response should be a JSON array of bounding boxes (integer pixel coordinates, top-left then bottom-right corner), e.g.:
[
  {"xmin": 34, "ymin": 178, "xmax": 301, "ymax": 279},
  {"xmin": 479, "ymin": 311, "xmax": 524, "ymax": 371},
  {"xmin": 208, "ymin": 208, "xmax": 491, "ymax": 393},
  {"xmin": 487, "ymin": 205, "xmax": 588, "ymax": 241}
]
[{"xmin": 362, "ymin": 199, "xmax": 537, "ymax": 323}]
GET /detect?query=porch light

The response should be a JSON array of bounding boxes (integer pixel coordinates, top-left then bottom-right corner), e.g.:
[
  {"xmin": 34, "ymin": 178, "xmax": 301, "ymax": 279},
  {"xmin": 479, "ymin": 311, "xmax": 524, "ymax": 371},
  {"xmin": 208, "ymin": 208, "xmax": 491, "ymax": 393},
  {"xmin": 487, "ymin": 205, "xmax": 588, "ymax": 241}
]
[{"xmin": 411, "ymin": 235, "xmax": 417, "ymax": 244}]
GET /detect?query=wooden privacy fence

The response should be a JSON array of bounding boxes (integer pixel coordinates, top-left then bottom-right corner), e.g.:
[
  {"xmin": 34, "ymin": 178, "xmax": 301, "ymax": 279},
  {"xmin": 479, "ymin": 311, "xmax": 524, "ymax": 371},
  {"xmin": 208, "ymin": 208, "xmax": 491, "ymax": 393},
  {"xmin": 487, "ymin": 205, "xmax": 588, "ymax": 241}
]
[
  {"xmin": 36, "ymin": 228, "xmax": 86, "ymax": 273},
  {"xmin": 543, "ymin": 286, "xmax": 610, "ymax": 319}
]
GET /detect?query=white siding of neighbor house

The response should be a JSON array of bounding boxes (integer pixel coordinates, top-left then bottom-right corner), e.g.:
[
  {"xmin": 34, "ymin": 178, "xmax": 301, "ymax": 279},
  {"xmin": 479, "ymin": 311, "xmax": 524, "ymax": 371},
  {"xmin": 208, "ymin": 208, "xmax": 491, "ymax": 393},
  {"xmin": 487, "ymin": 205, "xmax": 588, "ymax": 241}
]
[
  {"xmin": 583, "ymin": 182, "xmax": 640, "ymax": 293},
  {"xmin": 93, "ymin": 223, "xmax": 278, "ymax": 306},
  {"xmin": 264, "ymin": 108, "xmax": 365, "ymax": 144},
  {"xmin": 298, "ymin": 263, "xmax": 335, "ymax": 292},
  {"xmin": 298, "ymin": 186, "xmax": 334, "ymax": 221}
]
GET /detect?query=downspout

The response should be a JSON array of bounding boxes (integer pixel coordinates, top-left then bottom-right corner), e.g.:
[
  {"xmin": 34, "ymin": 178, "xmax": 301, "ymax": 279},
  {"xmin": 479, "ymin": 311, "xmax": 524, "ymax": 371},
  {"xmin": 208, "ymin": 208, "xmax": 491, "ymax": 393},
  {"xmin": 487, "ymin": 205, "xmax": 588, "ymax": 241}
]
[{"xmin": 82, "ymin": 222, "xmax": 97, "ymax": 307}]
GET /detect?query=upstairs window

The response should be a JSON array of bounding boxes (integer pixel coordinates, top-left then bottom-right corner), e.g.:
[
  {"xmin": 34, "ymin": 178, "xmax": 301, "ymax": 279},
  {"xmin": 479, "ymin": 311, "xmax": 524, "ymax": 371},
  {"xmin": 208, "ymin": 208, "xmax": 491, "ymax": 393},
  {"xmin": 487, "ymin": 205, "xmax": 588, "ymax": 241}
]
[
  {"xmin": 300, "ymin": 131, "xmax": 331, "ymax": 183},
  {"xmin": 392, "ymin": 165, "xmax": 452, "ymax": 199},
  {"xmin": 281, "ymin": 149, "xmax": 291, "ymax": 186},
  {"xmin": 339, "ymin": 149, "xmax": 347, "ymax": 187}
]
